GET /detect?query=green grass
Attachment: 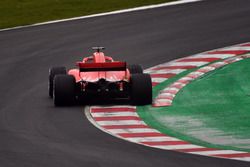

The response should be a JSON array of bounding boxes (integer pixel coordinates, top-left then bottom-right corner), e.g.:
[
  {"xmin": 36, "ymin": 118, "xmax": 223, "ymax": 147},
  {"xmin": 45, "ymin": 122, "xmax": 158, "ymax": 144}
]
[
  {"xmin": 138, "ymin": 58, "xmax": 250, "ymax": 152},
  {"xmin": 0, "ymin": 0, "xmax": 174, "ymax": 29}
]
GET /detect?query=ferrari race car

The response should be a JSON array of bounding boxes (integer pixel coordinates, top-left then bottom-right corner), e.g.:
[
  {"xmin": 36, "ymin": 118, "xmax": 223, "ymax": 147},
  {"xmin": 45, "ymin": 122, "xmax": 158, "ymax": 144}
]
[{"xmin": 49, "ymin": 47, "xmax": 152, "ymax": 106}]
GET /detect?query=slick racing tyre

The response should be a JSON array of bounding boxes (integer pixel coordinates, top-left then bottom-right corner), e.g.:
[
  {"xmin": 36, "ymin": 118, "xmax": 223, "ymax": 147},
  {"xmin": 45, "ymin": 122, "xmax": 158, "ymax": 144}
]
[
  {"xmin": 49, "ymin": 66, "xmax": 66, "ymax": 98},
  {"xmin": 54, "ymin": 75, "xmax": 76, "ymax": 106},
  {"xmin": 128, "ymin": 64, "xmax": 143, "ymax": 74},
  {"xmin": 130, "ymin": 74, "xmax": 152, "ymax": 105}
]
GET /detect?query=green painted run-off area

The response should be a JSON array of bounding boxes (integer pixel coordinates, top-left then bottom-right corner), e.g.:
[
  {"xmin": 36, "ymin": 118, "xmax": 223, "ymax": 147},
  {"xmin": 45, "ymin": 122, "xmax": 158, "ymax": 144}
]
[{"xmin": 138, "ymin": 58, "xmax": 250, "ymax": 152}]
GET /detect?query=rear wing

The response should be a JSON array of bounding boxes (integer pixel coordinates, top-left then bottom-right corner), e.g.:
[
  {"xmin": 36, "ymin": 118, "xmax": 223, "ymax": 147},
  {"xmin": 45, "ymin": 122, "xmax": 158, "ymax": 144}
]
[{"xmin": 77, "ymin": 62, "xmax": 127, "ymax": 72}]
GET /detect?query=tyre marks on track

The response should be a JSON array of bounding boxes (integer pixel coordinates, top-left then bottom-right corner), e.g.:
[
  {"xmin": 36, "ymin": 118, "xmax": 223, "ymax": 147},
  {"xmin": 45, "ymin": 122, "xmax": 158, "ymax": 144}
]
[{"xmin": 87, "ymin": 42, "xmax": 250, "ymax": 162}]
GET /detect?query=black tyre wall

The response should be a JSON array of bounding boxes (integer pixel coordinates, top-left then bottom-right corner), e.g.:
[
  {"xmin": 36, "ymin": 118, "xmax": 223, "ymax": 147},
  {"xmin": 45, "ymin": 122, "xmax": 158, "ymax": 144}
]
[
  {"xmin": 130, "ymin": 74, "xmax": 152, "ymax": 105},
  {"xmin": 54, "ymin": 75, "xmax": 76, "ymax": 106},
  {"xmin": 48, "ymin": 66, "xmax": 66, "ymax": 97}
]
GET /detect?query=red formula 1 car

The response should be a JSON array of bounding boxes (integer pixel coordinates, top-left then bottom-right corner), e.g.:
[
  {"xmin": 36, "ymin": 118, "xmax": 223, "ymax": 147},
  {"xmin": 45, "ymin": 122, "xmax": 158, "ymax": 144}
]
[{"xmin": 49, "ymin": 47, "xmax": 152, "ymax": 106}]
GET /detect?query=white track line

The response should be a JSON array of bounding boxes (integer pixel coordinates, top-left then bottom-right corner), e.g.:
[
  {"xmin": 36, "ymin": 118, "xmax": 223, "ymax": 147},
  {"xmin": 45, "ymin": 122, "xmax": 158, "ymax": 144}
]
[
  {"xmin": 128, "ymin": 137, "xmax": 181, "ymax": 142},
  {"xmin": 151, "ymin": 78, "xmax": 168, "ymax": 83},
  {"xmin": 0, "ymin": 0, "xmax": 202, "ymax": 32},
  {"xmin": 92, "ymin": 111, "xmax": 137, "ymax": 117},
  {"xmin": 233, "ymin": 157, "xmax": 250, "ymax": 161},
  {"xmin": 191, "ymin": 150, "xmax": 245, "ymax": 156},
  {"xmin": 149, "ymin": 69, "xmax": 186, "ymax": 74},
  {"xmin": 154, "ymin": 144, "xmax": 204, "ymax": 150},
  {"xmin": 108, "ymin": 128, "xmax": 159, "ymax": 134},
  {"xmin": 97, "ymin": 120, "xmax": 146, "ymax": 126},
  {"xmin": 167, "ymin": 61, "xmax": 208, "ymax": 67},
  {"xmin": 188, "ymin": 54, "xmax": 234, "ymax": 59},
  {"xmin": 220, "ymin": 46, "xmax": 250, "ymax": 51},
  {"xmin": 91, "ymin": 105, "xmax": 136, "ymax": 109}
]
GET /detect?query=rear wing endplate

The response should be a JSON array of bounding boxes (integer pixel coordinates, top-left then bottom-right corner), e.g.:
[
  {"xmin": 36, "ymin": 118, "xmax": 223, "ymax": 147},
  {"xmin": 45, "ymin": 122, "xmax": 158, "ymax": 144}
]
[{"xmin": 77, "ymin": 62, "xmax": 127, "ymax": 72}]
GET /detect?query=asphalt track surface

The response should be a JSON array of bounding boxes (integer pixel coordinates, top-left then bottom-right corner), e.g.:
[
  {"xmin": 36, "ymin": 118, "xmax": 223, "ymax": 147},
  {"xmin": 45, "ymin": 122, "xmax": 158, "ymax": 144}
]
[{"xmin": 0, "ymin": 0, "xmax": 250, "ymax": 166}]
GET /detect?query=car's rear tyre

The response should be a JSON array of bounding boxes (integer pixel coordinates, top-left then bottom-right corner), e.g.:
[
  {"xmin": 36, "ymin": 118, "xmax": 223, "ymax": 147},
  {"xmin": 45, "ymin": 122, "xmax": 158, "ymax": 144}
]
[
  {"xmin": 49, "ymin": 66, "xmax": 66, "ymax": 98},
  {"xmin": 128, "ymin": 64, "xmax": 143, "ymax": 74},
  {"xmin": 54, "ymin": 75, "xmax": 76, "ymax": 106},
  {"xmin": 130, "ymin": 74, "xmax": 152, "ymax": 105}
]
